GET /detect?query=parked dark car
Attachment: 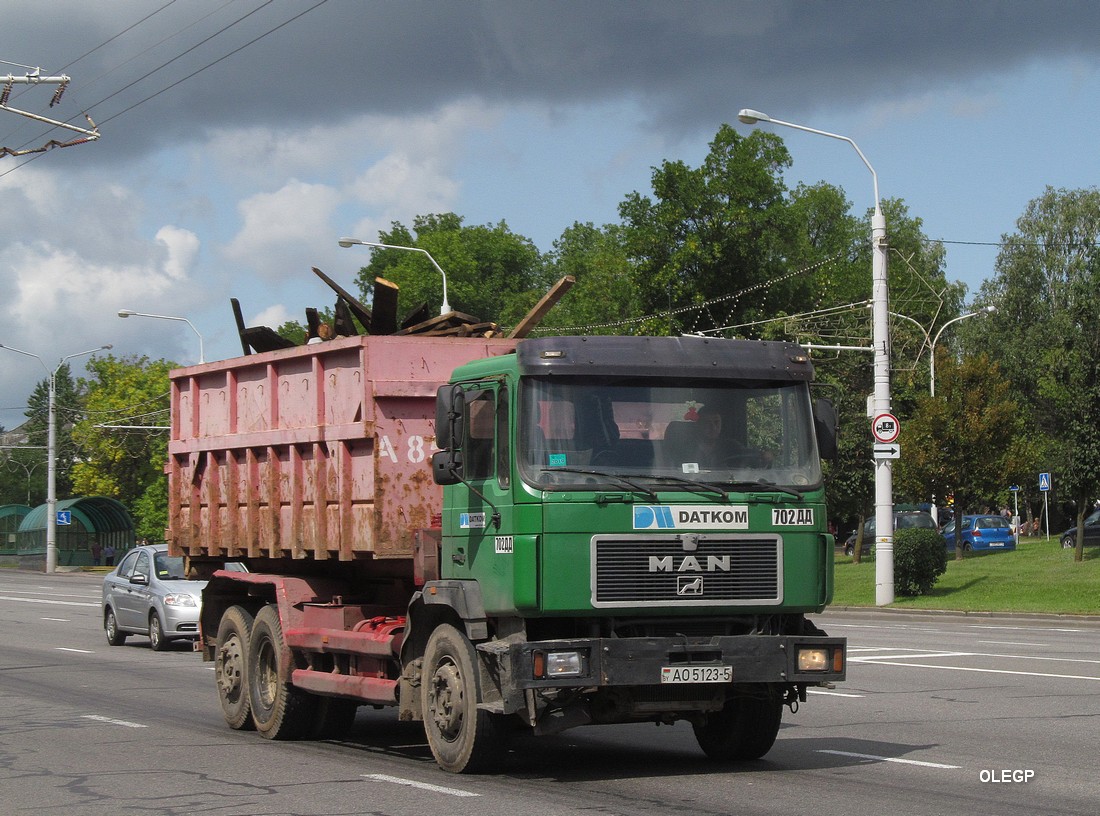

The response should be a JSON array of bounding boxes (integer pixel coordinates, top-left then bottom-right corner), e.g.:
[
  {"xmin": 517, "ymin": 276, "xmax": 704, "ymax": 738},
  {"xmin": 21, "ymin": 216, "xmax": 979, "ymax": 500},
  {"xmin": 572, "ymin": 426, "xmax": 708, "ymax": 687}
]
[
  {"xmin": 102, "ymin": 543, "xmax": 206, "ymax": 650},
  {"xmin": 942, "ymin": 515, "xmax": 1016, "ymax": 552},
  {"xmin": 1060, "ymin": 508, "xmax": 1100, "ymax": 549},
  {"xmin": 843, "ymin": 511, "xmax": 937, "ymax": 556}
]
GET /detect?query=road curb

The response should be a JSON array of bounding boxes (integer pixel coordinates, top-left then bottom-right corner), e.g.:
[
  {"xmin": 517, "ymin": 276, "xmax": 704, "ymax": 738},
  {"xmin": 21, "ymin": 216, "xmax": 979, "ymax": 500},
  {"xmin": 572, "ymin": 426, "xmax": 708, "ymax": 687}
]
[{"xmin": 825, "ymin": 605, "xmax": 1100, "ymax": 628}]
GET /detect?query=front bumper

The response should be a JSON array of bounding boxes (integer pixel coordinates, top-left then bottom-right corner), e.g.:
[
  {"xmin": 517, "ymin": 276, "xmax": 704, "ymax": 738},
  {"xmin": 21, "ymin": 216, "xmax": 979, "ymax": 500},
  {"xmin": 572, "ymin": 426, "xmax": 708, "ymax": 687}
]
[{"xmin": 488, "ymin": 634, "xmax": 846, "ymax": 690}]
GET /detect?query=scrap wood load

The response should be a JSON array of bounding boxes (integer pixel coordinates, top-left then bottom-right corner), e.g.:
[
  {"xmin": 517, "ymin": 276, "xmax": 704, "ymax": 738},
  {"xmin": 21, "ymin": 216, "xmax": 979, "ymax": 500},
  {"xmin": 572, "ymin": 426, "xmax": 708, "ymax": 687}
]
[{"xmin": 230, "ymin": 267, "xmax": 574, "ymax": 355}]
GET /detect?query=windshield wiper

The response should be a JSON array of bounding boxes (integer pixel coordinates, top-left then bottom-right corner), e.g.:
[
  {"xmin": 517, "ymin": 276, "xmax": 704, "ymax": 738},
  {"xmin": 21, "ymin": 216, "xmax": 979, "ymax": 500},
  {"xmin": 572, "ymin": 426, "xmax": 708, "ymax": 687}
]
[
  {"xmin": 635, "ymin": 473, "xmax": 728, "ymax": 498},
  {"xmin": 538, "ymin": 466, "xmax": 659, "ymax": 500},
  {"xmin": 725, "ymin": 480, "xmax": 805, "ymax": 500}
]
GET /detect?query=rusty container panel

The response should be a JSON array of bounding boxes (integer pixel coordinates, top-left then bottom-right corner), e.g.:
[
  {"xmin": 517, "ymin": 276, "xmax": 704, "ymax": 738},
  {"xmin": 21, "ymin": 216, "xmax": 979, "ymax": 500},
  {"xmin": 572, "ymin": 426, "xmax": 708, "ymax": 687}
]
[{"xmin": 168, "ymin": 335, "xmax": 515, "ymax": 561}]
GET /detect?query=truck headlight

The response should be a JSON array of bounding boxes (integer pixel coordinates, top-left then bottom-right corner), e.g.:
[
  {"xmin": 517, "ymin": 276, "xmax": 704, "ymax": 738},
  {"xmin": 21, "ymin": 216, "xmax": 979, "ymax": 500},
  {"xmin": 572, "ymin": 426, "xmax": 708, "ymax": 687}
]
[
  {"xmin": 797, "ymin": 647, "xmax": 830, "ymax": 672},
  {"xmin": 533, "ymin": 650, "xmax": 588, "ymax": 679}
]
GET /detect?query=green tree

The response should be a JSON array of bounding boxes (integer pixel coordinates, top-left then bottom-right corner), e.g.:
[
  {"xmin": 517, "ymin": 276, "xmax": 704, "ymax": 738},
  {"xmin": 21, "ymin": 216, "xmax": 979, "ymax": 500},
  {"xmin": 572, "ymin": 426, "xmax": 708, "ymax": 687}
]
[
  {"xmin": 22, "ymin": 364, "xmax": 83, "ymax": 499},
  {"xmin": 352, "ymin": 213, "xmax": 544, "ymax": 328},
  {"xmin": 896, "ymin": 353, "xmax": 1021, "ymax": 560},
  {"xmin": 70, "ymin": 354, "xmax": 174, "ymax": 537},
  {"xmin": 619, "ymin": 125, "xmax": 801, "ymax": 334},
  {"xmin": 537, "ymin": 222, "xmax": 640, "ymax": 334},
  {"xmin": 973, "ymin": 187, "xmax": 1100, "ymax": 560}
]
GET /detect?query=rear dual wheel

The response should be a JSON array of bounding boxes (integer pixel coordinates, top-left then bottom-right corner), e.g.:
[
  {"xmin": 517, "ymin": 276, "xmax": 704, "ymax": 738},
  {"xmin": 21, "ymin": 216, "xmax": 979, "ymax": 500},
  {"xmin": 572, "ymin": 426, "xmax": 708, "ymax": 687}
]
[
  {"xmin": 247, "ymin": 604, "xmax": 318, "ymax": 740},
  {"xmin": 215, "ymin": 605, "xmax": 255, "ymax": 730}
]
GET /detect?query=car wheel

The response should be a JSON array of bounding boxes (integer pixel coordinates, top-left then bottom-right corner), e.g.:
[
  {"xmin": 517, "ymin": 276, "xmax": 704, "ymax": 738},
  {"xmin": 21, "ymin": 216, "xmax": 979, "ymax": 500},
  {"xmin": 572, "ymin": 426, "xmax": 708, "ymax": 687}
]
[
  {"xmin": 1062, "ymin": 535, "xmax": 1075, "ymax": 549},
  {"xmin": 105, "ymin": 608, "xmax": 127, "ymax": 646},
  {"xmin": 844, "ymin": 544, "xmax": 853, "ymax": 556},
  {"xmin": 149, "ymin": 612, "xmax": 168, "ymax": 651}
]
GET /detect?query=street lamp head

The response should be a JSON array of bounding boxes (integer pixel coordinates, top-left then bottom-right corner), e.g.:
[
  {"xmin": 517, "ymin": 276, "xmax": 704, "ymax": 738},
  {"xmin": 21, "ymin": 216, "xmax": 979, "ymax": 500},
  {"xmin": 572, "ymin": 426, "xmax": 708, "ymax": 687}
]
[
  {"xmin": 117, "ymin": 309, "xmax": 135, "ymax": 318},
  {"xmin": 337, "ymin": 237, "xmax": 360, "ymax": 248},
  {"xmin": 737, "ymin": 109, "xmax": 770, "ymax": 125},
  {"xmin": 983, "ymin": 304, "xmax": 996, "ymax": 314}
]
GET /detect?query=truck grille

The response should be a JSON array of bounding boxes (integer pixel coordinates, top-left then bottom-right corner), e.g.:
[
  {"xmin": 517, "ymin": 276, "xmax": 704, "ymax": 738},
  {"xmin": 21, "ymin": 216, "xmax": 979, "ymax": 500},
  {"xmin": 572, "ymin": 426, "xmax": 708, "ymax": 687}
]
[{"xmin": 591, "ymin": 534, "xmax": 782, "ymax": 608}]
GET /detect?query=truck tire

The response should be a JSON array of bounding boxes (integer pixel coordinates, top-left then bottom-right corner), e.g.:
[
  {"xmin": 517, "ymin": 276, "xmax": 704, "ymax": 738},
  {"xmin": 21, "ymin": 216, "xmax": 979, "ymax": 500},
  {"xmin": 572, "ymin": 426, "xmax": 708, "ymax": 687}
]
[
  {"xmin": 149, "ymin": 612, "xmax": 168, "ymax": 652},
  {"xmin": 215, "ymin": 605, "xmax": 255, "ymax": 730},
  {"xmin": 248, "ymin": 604, "xmax": 317, "ymax": 740},
  {"xmin": 105, "ymin": 608, "xmax": 127, "ymax": 646},
  {"xmin": 421, "ymin": 623, "xmax": 506, "ymax": 773},
  {"xmin": 693, "ymin": 694, "xmax": 783, "ymax": 761}
]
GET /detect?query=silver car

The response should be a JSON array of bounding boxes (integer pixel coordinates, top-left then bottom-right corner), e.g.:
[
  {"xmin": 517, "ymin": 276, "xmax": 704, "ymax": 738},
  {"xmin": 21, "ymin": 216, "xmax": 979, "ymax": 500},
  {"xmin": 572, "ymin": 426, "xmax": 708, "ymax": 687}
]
[{"xmin": 102, "ymin": 544, "xmax": 206, "ymax": 651}]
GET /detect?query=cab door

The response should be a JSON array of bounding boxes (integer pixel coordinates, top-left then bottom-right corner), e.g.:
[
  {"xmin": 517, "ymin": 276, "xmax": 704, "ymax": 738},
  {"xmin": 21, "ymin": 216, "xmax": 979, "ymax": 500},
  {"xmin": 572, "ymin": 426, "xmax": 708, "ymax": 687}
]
[{"xmin": 442, "ymin": 382, "xmax": 523, "ymax": 613}]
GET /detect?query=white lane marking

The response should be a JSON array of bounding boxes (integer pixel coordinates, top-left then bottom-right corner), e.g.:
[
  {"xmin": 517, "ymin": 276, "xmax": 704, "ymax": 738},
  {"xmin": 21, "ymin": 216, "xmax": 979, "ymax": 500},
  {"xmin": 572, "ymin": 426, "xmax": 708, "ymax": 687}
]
[
  {"xmin": 977, "ymin": 640, "xmax": 1047, "ymax": 647},
  {"xmin": 851, "ymin": 651, "xmax": 972, "ymax": 662},
  {"xmin": 0, "ymin": 587, "xmax": 100, "ymax": 599},
  {"xmin": 0, "ymin": 595, "xmax": 98, "ymax": 608},
  {"xmin": 82, "ymin": 714, "xmax": 147, "ymax": 729},
  {"xmin": 55, "ymin": 647, "xmax": 94, "ymax": 654},
  {"xmin": 363, "ymin": 774, "xmax": 479, "ymax": 798},
  {"xmin": 851, "ymin": 648, "xmax": 1100, "ymax": 666},
  {"xmin": 807, "ymin": 688, "xmax": 865, "ymax": 698},
  {"xmin": 852, "ymin": 660, "xmax": 1100, "ymax": 681},
  {"xmin": 816, "ymin": 749, "xmax": 961, "ymax": 769},
  {"xmin": 966, "ymin": 624, "xmax": 1084, "ymax": 633},
  {"xmin": 41, "ymin": 617, "xmax": 71, "ymax": 622}
]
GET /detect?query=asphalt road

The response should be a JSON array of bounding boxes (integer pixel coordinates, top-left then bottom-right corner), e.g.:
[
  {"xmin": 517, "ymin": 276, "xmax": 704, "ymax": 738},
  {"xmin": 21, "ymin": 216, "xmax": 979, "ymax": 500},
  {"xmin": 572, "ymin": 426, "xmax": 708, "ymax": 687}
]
[{"xmin": 1, "ymin": 568, "xmax": 1097, "ymax": 815}]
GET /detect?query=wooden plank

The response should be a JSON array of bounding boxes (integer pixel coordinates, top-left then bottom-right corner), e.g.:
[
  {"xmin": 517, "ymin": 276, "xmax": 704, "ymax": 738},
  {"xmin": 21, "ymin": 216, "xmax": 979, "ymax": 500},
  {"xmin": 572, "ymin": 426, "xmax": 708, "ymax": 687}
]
[
  {"xmin": 312, "ymin": 267, "xmax": 372, "ymax": 332},
  {"xmin": 507, "ymin": 275, "xmax": 576, "ymax": 338},
  {"xmin": 400, "ymin": 301, "xmax": 432, "ymax": 329},
  {"xmin": 305, "ymin": 307, "xmax": 320, "ymax": 340},
  {"xmin": 230, "ymin": 298, "xmax": 252, "ymax": 356},
  {"xmin": 333, "ymin": 298, "xmax": 359, "ymax": 337},
  {"xmin": 395, "ymin": 311, "xmax": 481, "ymax": 336},
  {"xmin": 240, "ymin": 326, "xmax": 296, "ymax": 353},
  {"xmin": 371, "ymin": 277, "xmax": 400, "ymax": 335}
]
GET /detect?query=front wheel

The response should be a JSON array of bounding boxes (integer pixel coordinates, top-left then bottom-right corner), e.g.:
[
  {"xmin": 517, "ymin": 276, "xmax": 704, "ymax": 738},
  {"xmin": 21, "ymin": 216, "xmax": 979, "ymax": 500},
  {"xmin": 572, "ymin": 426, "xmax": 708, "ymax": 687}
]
[
  {"xmin": 1062, "ymin": 535, "xmax": 1075, "ymax": 549},
  {"xmin": 248, "ymin": 604, "xmax": 317, "ymax": 740},
  {"xmin": 215, "ymin": 605, "xmax": 255, "ymax": 730},
  {"xmin": 105, "ymin": 608, "xmax": 127, "ymax": 646},
  {"xmin": 149, "ymin": 612, "xmax": 168, "ymax": 651},
  {"xmin": 693, "ymin": 694, "xmax": 783, "ymax": 761},
  {"xmin": 421, "ymin": 624, "xmax": 506, "ymax": 773}
]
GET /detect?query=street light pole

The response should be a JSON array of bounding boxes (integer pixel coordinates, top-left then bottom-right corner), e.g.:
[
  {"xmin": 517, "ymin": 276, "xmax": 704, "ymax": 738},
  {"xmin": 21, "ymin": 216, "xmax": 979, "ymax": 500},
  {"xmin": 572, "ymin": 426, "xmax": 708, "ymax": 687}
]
[
  {"xmin": 0, "ymin": 343, "xmax": 112, "ymax": 573},
  {"xmin": 117, "ymin": 310, "xmax": 205, "ymax": 363},
  {"xmin": 337, "ymin": 237, "xmax": 452, "ymax": 315},
  {"xmin": 930, "ymin": 306, "xmax": 996, "ymax": 397},
  {"xmin": 738, "ymin": 108, "xmax": 895, "ymax": 604}
]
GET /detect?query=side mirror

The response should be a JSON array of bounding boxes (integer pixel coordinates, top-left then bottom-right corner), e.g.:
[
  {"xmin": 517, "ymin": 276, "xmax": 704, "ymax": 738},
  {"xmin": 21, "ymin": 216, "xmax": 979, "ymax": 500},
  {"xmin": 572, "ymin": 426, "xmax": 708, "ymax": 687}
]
[
  {"xmin": 813, "ymin": 398, "xmax": 838, "ymax": 460},
  {"xmin": 435, "ymin": 384, "xmax": 466, "ymax": 451},
  {"xmin": 130, "ymin": 572, "xmax": 149, "ymax": 586},
  {"xmin": 432, "ymin": 449, "xmax": 463, "ymax": 485}
]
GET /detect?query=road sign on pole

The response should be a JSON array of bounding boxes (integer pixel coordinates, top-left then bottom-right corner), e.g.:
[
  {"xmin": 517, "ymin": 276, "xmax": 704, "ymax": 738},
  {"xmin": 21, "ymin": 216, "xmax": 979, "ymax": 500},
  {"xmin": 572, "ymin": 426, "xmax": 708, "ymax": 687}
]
[
  {"xmin": 56, "ymin": 510, "xmax": 71, "ymax": 526},
  {"xmin": 873, "ymin": 443, "xmax": 900, "ymax": 459},
  {"xmin": 871, "ymin": 412, "xmax": 900, "ymax": 444},
  {"xmin": 1039, "ymin": 472, "xmax": 1051, "ymax": 492}
]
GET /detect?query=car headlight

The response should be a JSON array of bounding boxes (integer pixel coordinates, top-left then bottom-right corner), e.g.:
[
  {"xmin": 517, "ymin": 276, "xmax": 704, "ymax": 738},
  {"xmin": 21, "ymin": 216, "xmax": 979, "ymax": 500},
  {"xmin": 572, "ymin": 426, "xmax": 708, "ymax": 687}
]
[{"xmin": 163, "ymin": 593, "xmax": 198, "ymax": 607}]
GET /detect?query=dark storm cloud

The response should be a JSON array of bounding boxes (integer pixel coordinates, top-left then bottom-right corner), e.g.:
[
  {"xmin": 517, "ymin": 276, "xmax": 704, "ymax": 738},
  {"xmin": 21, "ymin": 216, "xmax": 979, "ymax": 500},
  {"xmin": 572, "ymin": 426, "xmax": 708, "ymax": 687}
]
[{"xmin": 6, "ymin": 0, "xmax": 1100, "ymax": 160}]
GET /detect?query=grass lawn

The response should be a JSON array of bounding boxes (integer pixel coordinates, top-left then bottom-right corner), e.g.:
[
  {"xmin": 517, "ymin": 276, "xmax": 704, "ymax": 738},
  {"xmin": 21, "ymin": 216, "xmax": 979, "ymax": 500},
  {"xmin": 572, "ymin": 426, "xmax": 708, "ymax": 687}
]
[{"xmin": 831, "ymin": 536, "xmax": 1100, "ymax": 615}]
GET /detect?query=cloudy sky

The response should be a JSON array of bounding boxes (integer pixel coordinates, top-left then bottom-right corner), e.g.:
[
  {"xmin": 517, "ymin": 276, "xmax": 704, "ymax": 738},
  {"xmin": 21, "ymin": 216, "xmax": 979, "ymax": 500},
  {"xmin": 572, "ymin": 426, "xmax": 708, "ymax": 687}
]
[{"xmin": 2, "ymin": 0, "xmax": 1100, "ymax": 429}]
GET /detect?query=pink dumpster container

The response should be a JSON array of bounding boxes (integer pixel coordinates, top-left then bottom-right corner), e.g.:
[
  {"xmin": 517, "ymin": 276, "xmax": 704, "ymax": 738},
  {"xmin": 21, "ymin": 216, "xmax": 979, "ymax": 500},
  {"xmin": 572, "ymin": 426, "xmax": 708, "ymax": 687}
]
[{"xmin": 167, "ymin": 334, "xmax": 515, "ymax": 562}]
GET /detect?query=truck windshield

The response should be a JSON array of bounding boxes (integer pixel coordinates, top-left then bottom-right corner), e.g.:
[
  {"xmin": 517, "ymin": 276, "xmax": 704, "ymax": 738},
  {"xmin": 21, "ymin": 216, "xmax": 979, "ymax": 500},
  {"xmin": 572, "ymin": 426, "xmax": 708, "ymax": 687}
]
[{"xmin": 518, "ymin": 377, "xmax": 821, "ymax": 492}]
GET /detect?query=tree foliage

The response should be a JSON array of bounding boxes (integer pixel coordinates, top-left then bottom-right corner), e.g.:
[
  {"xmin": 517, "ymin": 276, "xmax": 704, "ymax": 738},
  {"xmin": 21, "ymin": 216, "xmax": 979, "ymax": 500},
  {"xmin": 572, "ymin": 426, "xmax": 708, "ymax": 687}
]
[
  {"xmin": 971, "ymin": 187, "xmax": 1100, "ymax": 560},
  {"xmin": 70, "ymin": 354, "xmax": 173, "ymax": 539},
  {"xmin": 352, "ymin": 213, "xmax": 544, "ymax": 328}
]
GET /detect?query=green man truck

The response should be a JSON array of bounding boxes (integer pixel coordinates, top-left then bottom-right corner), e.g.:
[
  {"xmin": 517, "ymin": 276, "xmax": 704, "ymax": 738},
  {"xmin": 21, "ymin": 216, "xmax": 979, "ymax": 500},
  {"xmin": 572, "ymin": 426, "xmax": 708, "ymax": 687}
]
[{"xmin": 166, "ymin": 332, "xmax": 845, "ymax": 773}]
